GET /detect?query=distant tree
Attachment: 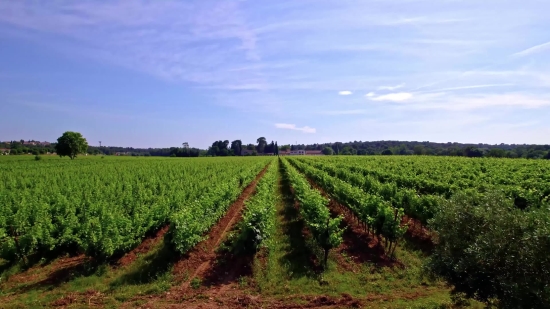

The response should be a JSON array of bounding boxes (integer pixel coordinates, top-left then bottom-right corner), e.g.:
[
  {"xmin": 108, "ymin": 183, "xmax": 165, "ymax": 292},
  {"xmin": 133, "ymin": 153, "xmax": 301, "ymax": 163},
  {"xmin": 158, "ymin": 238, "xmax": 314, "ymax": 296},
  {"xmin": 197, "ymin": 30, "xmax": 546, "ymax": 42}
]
[
  {"xmin": 209, "ymin": 146, "xmax": 219, "ymax": 156},
  {"xmin": 246, "ymin": 143, "xmax": 255, "ymax": 150},
  {"xmin": 487, "ymin": 148, "xmax": 506, "ymax": 158},
  {"xmin": 256, "ymin": 137, "xmax": 267, "ymax": 153},
  {"xmin": 332, "ymin": 142, "xmax": 343, "ymax": 154},
  {"xmin": 464, "ymin": 146, "xmax": 483, "ymax": 158},
  {"xmin": 55, "ymin": 131, "xmax": 88, "ymax": 159},
  {"xmin": 280, "ymin": 144, "xmax": 290, "ymax": 151},
  {"xmin": 413, "ymin": 145, "xmax": 426, "ymax": 155},
  {"xmin": 266, "ymin": 141, "xmax": 275, "ymax": 154},
  {"xmin": 231, "ymin": 140, "xmax": 242, "ymax": 156},
  {"xmin": 275, "ymin": 142, "xmax": 279, "ymax": 155},
  {"xmin": 545, "ymin": 151, "xmax": 550, "ymax": 160},
  {"xmin": 322, "ymin": 147, "xmax": 334, "ymax": 155},
  {"xmin": 340, "ymin": 146, "xmax": 356, "ymax": 155},
  {"xmin": 381, "ymin": 149, "xmax": 393, "ymax": 155}
]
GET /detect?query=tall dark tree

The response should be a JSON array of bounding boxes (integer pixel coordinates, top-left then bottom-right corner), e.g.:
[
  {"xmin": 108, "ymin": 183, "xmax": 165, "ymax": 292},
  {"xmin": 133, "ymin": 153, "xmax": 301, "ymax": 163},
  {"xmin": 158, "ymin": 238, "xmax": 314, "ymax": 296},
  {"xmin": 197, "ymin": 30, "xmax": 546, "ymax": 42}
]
[
  {"xmin": 266, "ymin": 140, "xmax": 275, "ymax": 154},
  {"xmin": 55, "ymin": 131, "xmax": 88, "ymax": 159},
  {"xmin": 275, "ymin": 142, "xmax": 279, "ymax": 155},
  {"xmin": 231, "ymin": 140, "xmax": 242, "ymax": 156},
  {"xmin": 256, "ymin": 137, "xmax": 267, "ymax": 153}
]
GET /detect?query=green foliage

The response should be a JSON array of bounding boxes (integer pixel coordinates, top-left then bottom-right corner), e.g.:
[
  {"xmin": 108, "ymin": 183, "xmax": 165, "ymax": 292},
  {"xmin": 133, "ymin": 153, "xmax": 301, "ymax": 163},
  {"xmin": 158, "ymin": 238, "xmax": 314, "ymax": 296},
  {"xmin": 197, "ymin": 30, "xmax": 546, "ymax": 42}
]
[
  {"xmin": 233, "ymin": 162, "xmax": 277, "ymax": 254},
  {"xmin": 169, "ymin": 159, "xmax": 271, "ymax": 254},
  {"xmin": 34, "ymin": 155, "xmax": 42, "ymax": 161},
  {"xmin": 281, "ymin": 158, "xmax": 344, "ymax": 268},
  {"xmin": 287, "ymin": 158, "xmax": 406, "ymax": 252},
  {"xmin": 322, "ymin": 147, "xmax": 334, "ymax": 155},
  {"xmin": 426, "ymin": 191, "xmax": 550, "ymax": 308},
  {"xmin": 0, "ymin": 156, "xmax": 272, "ymax": 262},
  {"xmin": 486, "ymin": 148, "xmax": 506, "ymax": 158},
  {"xmin": 55, "ymin": 131, "xmax": 88, "ymax": 159},
  {"xmin": 302, "ymin": 156, "xmax": 550, "ymax": 211},
  {"xmin": 381, "ymin": 149, "xmax": 393, "ymax": 155}
]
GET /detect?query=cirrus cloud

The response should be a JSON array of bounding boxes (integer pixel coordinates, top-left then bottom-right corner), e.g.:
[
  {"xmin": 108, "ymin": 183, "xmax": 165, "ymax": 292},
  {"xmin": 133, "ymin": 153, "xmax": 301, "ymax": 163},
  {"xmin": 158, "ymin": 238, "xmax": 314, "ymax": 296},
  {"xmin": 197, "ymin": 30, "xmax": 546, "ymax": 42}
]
[
  {"xmin": 338, "ymin": 90, "xmax": 352, "ymax": 95},
  {"xmin": 370, "ymin": 92, "xmax": 413, "ymax": 102},
  {"xmin": 275, "ymin": 123, "xmax": 316, "ymax": 133}
]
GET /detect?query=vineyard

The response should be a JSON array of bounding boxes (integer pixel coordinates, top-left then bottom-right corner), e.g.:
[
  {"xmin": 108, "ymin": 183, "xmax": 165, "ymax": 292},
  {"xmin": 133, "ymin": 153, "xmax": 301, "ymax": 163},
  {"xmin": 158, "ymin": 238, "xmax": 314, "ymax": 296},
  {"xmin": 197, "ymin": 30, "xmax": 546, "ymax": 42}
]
[{"xmin": 0, "ymin": 155, "xmax": 549, "ymax": 308}]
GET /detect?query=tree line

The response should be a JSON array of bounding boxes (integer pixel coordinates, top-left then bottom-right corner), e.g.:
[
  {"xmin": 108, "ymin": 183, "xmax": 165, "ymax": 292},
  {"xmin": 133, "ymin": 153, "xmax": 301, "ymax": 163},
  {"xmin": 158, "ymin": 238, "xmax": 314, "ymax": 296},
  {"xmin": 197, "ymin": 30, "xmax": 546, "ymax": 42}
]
[
  {"xmin": 2, "ymin": 136, "xmax": 549, "ymax": 159},
  {"xmin": 286, "ymin": 140, "xmax": 550, "ymax": 159},
  {"xmin": 206, "ymin": 137, "xmax": 279, "ymax": 156}
]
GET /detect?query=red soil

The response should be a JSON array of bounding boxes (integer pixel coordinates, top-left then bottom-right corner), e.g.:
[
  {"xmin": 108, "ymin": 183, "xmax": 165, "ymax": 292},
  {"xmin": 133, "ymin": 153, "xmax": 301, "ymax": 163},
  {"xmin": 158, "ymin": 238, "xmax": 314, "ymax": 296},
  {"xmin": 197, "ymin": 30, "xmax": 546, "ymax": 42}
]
[
  {"xmin": 116, "ymin": 225, "xmax": 170, "ymax": 267},
  {"xmin": 171, "ymin": 164, "xmax": 270, "ymax": 287}
]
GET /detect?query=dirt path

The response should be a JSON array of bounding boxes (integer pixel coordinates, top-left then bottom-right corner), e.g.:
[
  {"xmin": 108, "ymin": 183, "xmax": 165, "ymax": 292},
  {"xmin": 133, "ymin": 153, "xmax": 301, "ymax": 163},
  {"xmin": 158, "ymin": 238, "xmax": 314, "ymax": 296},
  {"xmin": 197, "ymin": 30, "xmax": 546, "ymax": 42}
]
[
  {"xmin": 116, "ymin": 225, "xmax": 170, "ymax": 267},
  {"xmin": 171, "ymin": 164, "xmax": 270, "ymax": 288}
]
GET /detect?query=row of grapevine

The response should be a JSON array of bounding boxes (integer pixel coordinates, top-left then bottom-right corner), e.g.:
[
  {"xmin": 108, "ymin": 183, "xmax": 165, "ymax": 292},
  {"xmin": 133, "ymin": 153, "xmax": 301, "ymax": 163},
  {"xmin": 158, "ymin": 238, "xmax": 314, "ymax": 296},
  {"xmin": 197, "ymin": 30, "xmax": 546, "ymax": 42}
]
[
  {"xmin": 169, "ymin": 160, "xmax": 272, "ymax": 254},
  {"xmin": 232, "ymin": 160, "xmax": 278, "ymax": 254},
  {"xmin": 286, "ymin": 158, "xmax": 406, "ymax": 254},
  {"xmin": 296, "ymin": 158, "xmax": 441, "ymax": 225},
  {"xmin": 280, "ymin": 158, "xmax": 343, "ymax": 268},
  {"xmin": 316, "ymin": 156, "xmax": 550, "ymax": 209},
  {"xmin": 0, "ymin": 157, "xmax": 272, "ymax": 262}
]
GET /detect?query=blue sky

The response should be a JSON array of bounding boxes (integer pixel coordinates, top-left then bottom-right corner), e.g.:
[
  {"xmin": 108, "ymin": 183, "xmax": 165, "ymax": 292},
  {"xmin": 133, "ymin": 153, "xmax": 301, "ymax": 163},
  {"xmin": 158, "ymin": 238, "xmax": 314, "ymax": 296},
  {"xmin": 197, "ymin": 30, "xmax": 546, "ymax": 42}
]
[{"xmin": 0, "ymin": 0, "xmax": 549, "ymax": 148}]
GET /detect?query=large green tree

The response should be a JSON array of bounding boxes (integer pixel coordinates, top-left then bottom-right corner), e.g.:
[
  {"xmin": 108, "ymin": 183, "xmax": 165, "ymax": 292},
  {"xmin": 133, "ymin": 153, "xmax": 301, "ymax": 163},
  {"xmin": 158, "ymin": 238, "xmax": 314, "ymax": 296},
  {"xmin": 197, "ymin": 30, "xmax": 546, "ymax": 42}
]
[{"xmin": 55, "ymin": 131, "xmax": 88, "ymax": 159}]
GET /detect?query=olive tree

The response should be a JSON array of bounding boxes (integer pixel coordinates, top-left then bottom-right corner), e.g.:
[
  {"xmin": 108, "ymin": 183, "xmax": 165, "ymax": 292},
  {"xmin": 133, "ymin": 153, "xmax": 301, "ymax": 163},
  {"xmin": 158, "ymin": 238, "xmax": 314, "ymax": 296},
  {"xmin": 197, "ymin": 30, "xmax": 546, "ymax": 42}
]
[
  {"xmin": 55, "ymin": 131, "xmax": 88, "ymax": 159},
  {"xmin": 426, "ymin": 191, "xmax": 550, "ymax": 308}
]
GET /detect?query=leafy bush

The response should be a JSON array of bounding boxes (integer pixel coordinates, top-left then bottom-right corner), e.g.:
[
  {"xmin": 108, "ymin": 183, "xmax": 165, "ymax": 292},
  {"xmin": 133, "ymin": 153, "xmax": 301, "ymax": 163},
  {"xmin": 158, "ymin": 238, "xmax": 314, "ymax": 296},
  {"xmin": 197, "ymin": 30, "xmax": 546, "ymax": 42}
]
[{"xmin": 426, "ymin": 191, "xmax": 550, "ymax": 308}]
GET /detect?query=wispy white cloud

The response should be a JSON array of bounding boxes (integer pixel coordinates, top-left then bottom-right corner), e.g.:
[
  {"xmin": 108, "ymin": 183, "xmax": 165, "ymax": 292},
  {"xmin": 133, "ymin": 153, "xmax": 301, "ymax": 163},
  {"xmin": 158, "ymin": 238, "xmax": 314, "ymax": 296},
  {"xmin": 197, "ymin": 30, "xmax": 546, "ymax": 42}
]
[
  {"xmin": 394, "ymin": 92, "xmax": 550, "ymax": 111},
  {"xmin": 370, "ymin": 92, "xmax": 413, "ymax": 102},
  {"xmin": 318, "ymin": 109, "xmax": 369, "ymax": 115},
  {"xmin": 513, "ymin": 41, "xmax": 550, "ymax": 57},
  {"xmin": 421, "ymin": 84, "xmax": 514, "ymax": 93},
  {"xmin": 275, "ymin": 123, "xmax": 316, "ymax": 133},
  {"xmin": 338, "ymin": 90, "xmax": 352, "ymax": 95},
  {"xmin": 378, "ymin": 84, "xmax": 404, "ymax": 91},
  {"xmin": 0, "ymin": 1, "xmax": 263, "ymax": 87},
  {"xmin": 365, "ymin": 92, "xmax": 375, "ymax": 97}
]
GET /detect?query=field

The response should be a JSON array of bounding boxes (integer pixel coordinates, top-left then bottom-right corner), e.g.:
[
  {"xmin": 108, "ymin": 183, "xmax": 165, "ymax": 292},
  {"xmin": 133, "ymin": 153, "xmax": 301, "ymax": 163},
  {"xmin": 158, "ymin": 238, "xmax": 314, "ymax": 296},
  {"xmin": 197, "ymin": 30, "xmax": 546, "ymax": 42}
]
[{"xmin": 1, "ymin": 155, "xmax": 549, "ymax": 308}]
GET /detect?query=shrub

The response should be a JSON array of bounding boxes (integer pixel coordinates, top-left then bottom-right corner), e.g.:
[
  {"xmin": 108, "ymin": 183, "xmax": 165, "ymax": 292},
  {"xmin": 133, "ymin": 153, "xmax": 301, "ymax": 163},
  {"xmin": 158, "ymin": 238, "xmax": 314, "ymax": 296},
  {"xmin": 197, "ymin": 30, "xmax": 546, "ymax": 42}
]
[{"xmin": 426, "ymin": 191, "xmax": 550, "ymax": 308}]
